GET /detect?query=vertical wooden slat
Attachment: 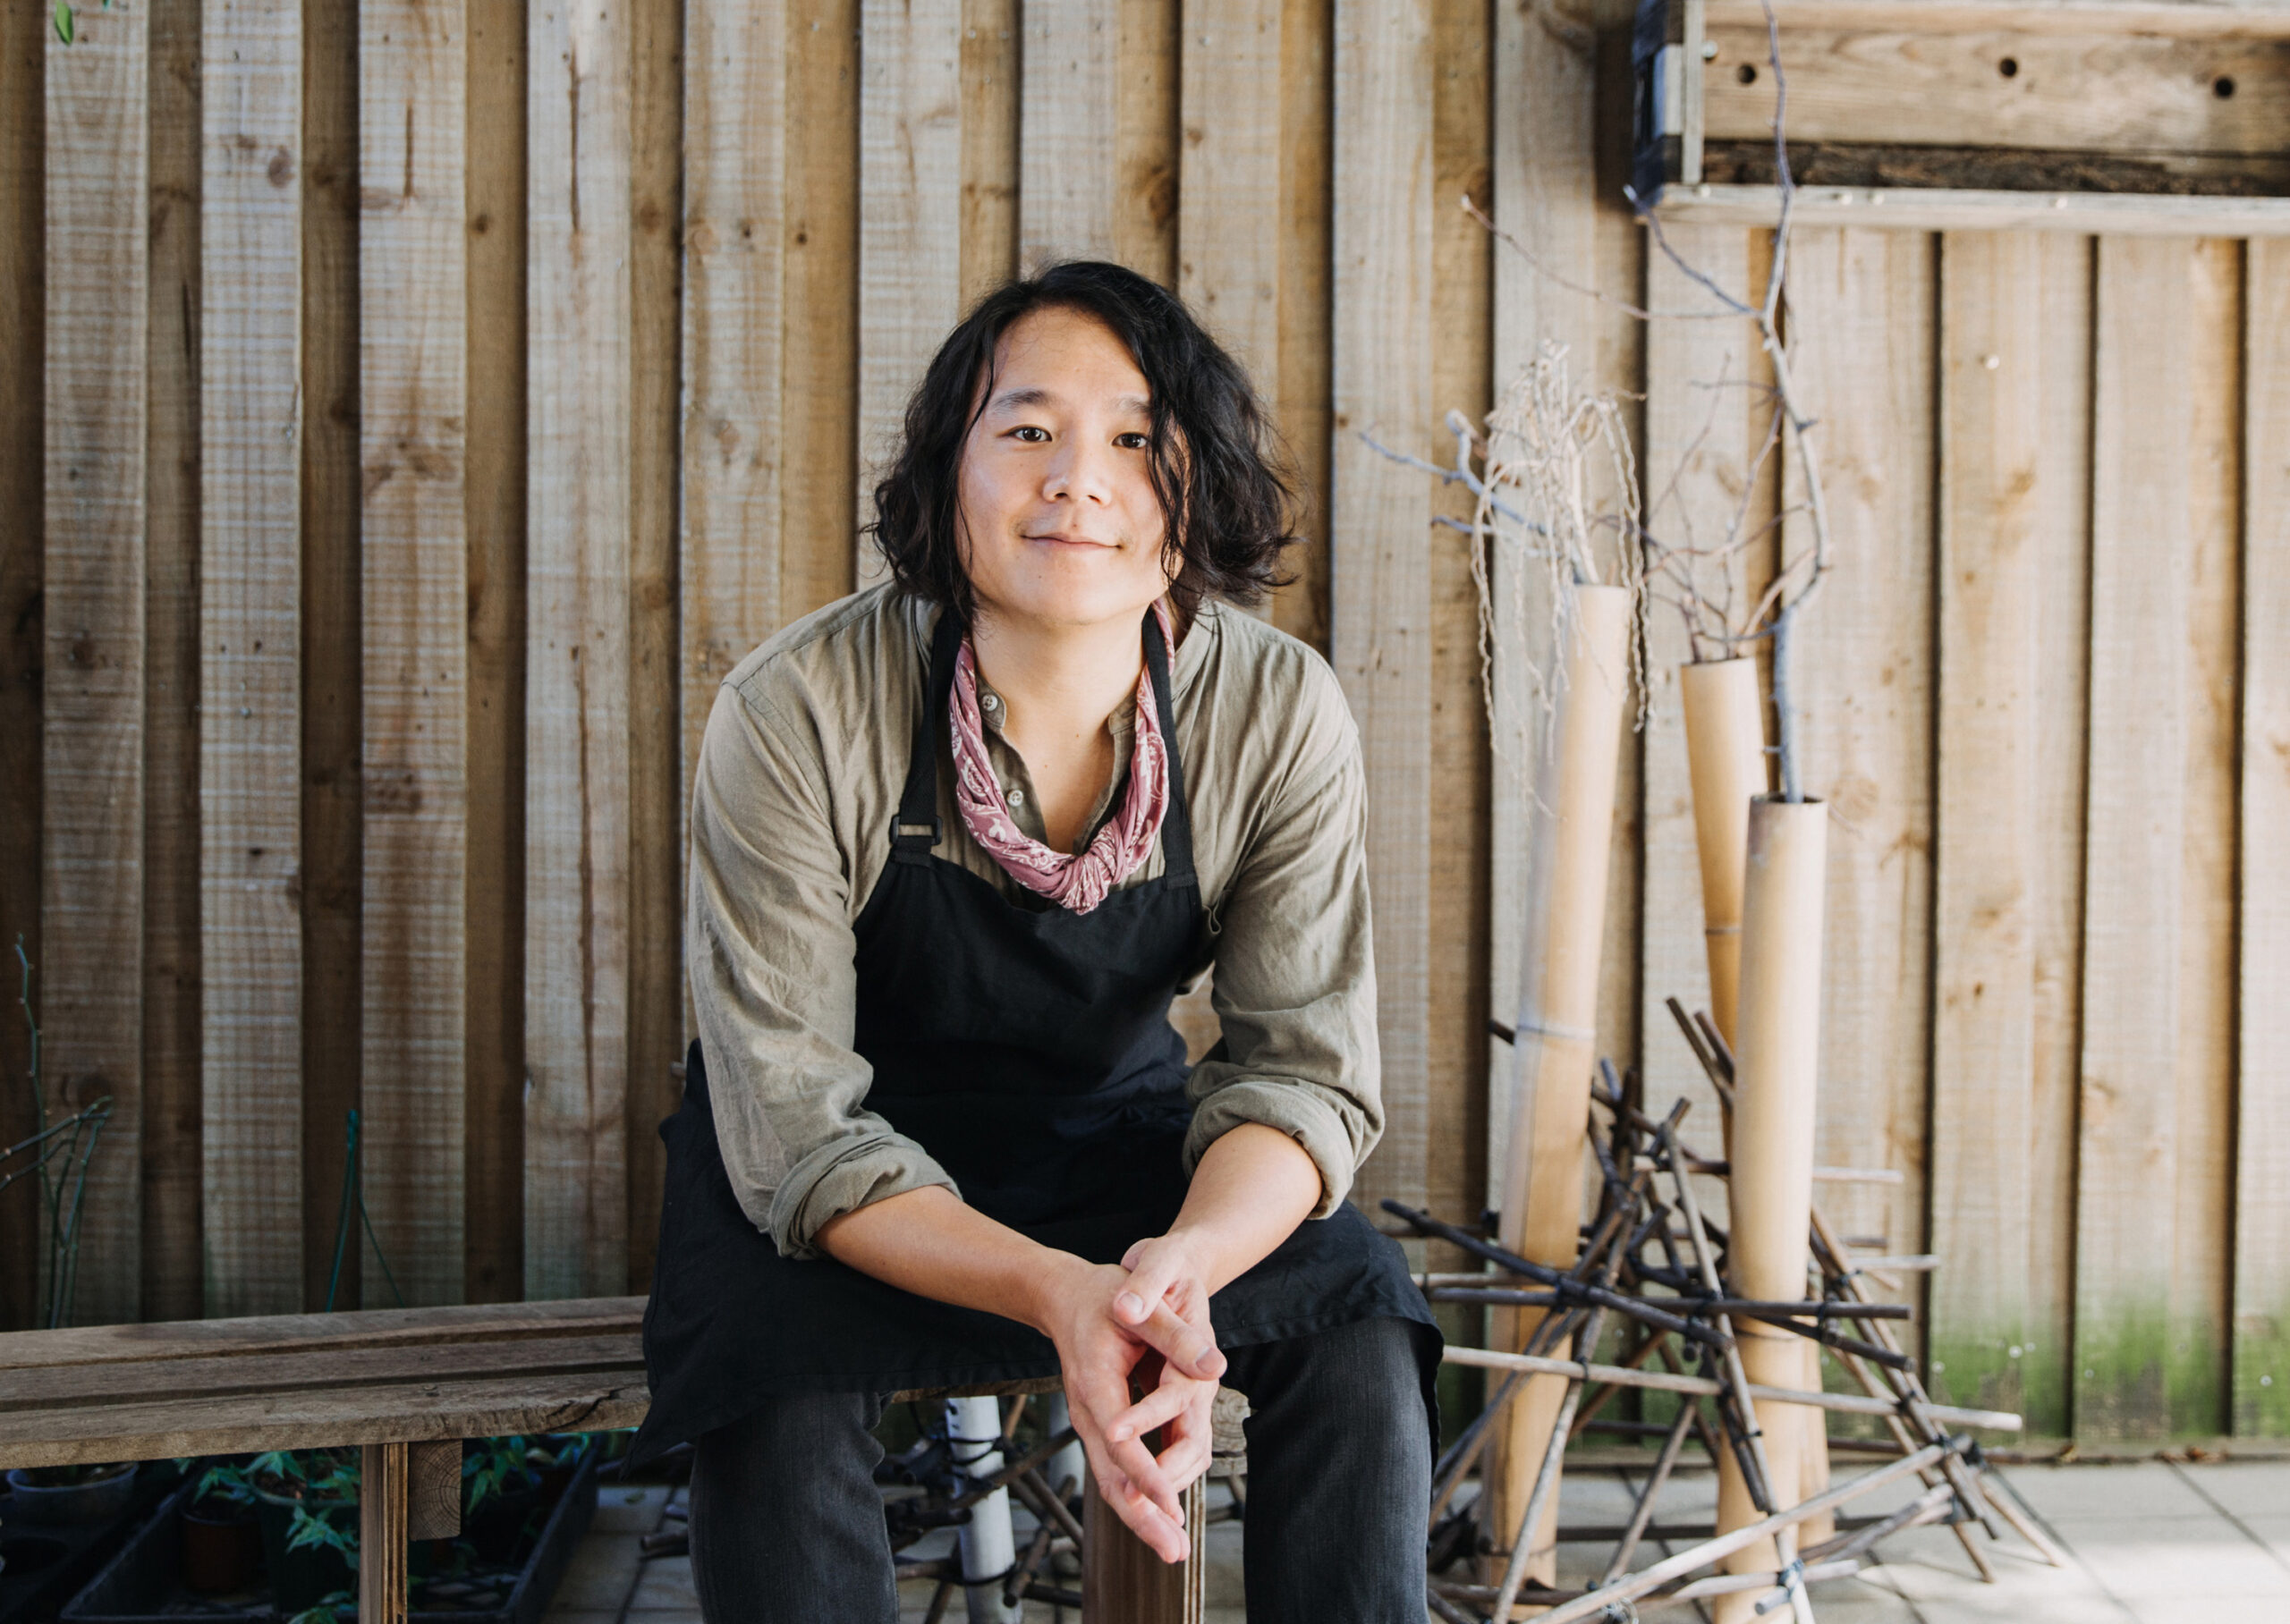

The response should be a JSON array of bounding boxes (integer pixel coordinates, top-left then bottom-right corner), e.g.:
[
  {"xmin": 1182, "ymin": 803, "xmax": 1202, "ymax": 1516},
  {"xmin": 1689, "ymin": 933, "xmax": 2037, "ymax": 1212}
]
[
  {"xmin": 1426, "ymin": 0, "xmax": 1491, "ymax": 1238},
  {"xmin": 2237, "ymin": 238, "xmax": 2290, "ymax": 1437},
  {"xmin": 959, "ymin": 0, "xmax": 1019, "ymax": 307},
  {"xmin": 0, "ymin": 0, "xmax": 44, "ymax": 1331},
  {"xmin": 1270, "ymin": 0, "xmax": 1330, "ymax": 651},
  {"xmin": 1633, "ymin": 225, "xmax": 1757, "ymax": 1181},
  {"xmin": 855, "ymin": 0, "xmax": 960, "ymax": 589},
  {"xmin": 681, "ymin": 0, "xmax": 785, "ymax": 923},
  {"xmin": 144, "ymin": 0, "xmax": 205, "ymax": 1324},
  {"xmin": 1781, "ymin": 227, "xmax": 1937, "ymax": 1308},
  {"xmin": 1018, "ymin": 0, "xmax": 1175, "ymax": 285},
  {"xmin": 463, "ymin": 0, "xmax": 530, "ymax": 1306},
  {"xmin": 1330, "ymin": 0, "xmax": 1432, "ymax": 1218},
  {"xmin": 526, "ymin": 0, "xmax": 632, "ymax": 1300},
  {"xmin": 361, "ymin": 0, "xmax": 469, "ymax": 1307},
  {"xmin": 625, "ymin": 0, "xmax": 686, "ymax": 1296},
  {"xmin": 1020, "ymin": 0, "xmax": 1114, "ymax": 269},
  {"xmin": 2077, "ymin": 234, "xmax": 2240, "ymax": 1442},
  {"xmin": 1177, "ymin": 0, "xmax": 1280, "ymax": 388},
  {"xmin": 1929, "ymin": 231, "xmax": 2091, "ymax": 1436},
  {"xmin": 781, "ymin": 0, "xmax": 859, "ymax": 620},
  {"xmin": 201, "ymin": 0, "xmax": 304, "ymax": 1319},
  {"xmin": 301, "ymin": 0, "xmax": 363, "ymax": 1312},
  {"xmin": 43, "ymin": 0, "xmax": 148, "ymax": 1328}
]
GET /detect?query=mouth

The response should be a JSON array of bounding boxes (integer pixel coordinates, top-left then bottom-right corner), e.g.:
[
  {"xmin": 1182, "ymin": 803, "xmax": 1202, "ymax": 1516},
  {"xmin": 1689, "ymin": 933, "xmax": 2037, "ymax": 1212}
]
[{"xmin": 1023, "ymin": 531, "xmax": 1118, "ymax": 550}]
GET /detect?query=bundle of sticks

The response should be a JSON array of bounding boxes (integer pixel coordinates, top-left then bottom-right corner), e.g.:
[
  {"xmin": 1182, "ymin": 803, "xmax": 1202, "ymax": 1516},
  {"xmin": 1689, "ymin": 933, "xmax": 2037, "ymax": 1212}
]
[{"xmin": 1387, "ymin": 1002, "xmax": 2065, "ymax": 1624}]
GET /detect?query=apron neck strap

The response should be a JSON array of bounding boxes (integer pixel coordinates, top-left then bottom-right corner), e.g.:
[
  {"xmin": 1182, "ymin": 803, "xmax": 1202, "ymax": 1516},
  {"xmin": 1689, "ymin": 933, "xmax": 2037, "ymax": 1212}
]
[{"xmin": 892, "ymin": 605, "xmax": 1197, "ymax": 888}]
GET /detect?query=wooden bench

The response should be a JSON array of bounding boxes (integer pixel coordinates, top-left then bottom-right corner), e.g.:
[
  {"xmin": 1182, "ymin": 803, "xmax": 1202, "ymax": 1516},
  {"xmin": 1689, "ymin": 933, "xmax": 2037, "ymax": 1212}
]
[{"xmin": 0, "ymin": 1298, "xmax": 1203, "ymax": 1621}]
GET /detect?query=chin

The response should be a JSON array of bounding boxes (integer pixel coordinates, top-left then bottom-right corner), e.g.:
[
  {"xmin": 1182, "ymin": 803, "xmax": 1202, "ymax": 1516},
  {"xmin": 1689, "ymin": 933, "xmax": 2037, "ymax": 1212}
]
[{"xmin": 985, "ymin": 566, "xmax": 1164, "ymax": 630}]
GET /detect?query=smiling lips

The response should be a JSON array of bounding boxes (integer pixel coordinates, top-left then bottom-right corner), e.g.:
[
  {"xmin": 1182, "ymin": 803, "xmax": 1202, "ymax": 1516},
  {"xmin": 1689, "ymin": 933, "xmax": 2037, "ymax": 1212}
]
[{"xmin": 1025, "ymin": 530, "xmax": 1119, "ymax": 548}]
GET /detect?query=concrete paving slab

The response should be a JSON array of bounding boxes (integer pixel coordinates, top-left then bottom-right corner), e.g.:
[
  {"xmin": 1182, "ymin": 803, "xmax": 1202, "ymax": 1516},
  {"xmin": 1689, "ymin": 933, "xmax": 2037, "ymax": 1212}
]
[
  {"xmin": 2232, "ymin": 1510, "xmax": 2290, "ymax": 1562},
  {"xmin": 2121, "ymin": 1597, "xmax": 2290, "ymax": 1624},
  {"xmin": 2044, "ymin": 1515, "xmax": 2290, "ymax": 1602},
  {"xmin": 1871, "ymin": 1551, "xmax": 2139, "ymax": 1623},
  {"xmin": 545, "ymin": 1530, "xmax": 646, "ymax": 1617},
  {"xmin": 2176, "ymin": 1461, "xmax": 2290, "ymax": 1518},
  {"xmin": 625, "ymin": 1554, "xmax": 700, "ymax": 1612},
  {"xmin": 1997, "ymin": 1464, "xmax": 2216, "ymax": 1521},
  {"xmin": 590, "ymin": 1484, "xmax": 674, "ymax": 1535}
]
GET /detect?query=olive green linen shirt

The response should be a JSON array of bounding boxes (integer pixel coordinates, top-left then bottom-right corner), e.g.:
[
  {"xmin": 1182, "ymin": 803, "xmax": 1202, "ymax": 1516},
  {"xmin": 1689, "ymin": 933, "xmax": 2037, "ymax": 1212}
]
[{"xmin": 687, "ymin": 583, "xmax": 1382, "ymax": 1260}]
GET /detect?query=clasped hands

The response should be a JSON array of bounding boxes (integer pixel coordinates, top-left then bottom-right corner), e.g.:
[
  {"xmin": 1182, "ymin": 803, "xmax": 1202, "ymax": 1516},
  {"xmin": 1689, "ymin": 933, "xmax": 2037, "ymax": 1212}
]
[{"xmin": 1033, "ymin": 1232, "xmax": 1224, "ymax": 1564}]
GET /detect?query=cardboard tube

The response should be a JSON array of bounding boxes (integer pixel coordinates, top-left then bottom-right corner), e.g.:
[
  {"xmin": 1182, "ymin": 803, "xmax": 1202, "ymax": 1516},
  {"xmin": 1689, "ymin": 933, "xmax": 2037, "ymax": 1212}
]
[
  {"xmin": 1712, "ymin": 796, "xmax": 1828, "ymax": 1624},
  {"xmin": 1487, "ymin": 584, "xmax": 1633, "ymax": 1586},
  {"xmin": 1682, "ymin": 660, "xmax": 1831, "ymax": 1536},
  {"xmin": 1679, "ymin": 658, "xmax": 1767, "ymax": 1048}
]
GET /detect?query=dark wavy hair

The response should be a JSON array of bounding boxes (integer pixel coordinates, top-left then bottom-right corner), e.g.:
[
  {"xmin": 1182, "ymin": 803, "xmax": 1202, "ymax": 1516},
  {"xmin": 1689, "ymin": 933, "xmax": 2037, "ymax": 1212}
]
[{"xmin": 866, "ymin": 261, "xmax": 1298, "ymax": 623}]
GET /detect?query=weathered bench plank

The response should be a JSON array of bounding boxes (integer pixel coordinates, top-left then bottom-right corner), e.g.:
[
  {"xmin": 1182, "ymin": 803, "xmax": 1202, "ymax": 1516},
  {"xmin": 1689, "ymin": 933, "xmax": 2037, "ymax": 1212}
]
[{"xmin": 0, "ymin": 1297, "xmax": 645, "ymax": 1373}]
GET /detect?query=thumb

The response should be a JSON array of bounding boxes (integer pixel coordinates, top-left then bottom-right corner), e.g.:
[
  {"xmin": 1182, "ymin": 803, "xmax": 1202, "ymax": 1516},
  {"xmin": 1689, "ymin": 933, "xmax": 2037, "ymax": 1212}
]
[{"xmin": 1115, "ymin": 1243, "xmax": 1185, "ymax": 1326}]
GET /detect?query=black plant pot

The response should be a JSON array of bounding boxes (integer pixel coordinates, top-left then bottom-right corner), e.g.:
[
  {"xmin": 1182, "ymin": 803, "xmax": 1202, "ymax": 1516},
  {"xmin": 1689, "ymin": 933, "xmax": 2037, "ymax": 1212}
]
[
  {"xmin": 177, "ymin": 1502, "xmax": 259, "ymax": 1596},
  {"xmin": 4, "ymin": 1466, "xmax": 140, "ymax": 1529}
]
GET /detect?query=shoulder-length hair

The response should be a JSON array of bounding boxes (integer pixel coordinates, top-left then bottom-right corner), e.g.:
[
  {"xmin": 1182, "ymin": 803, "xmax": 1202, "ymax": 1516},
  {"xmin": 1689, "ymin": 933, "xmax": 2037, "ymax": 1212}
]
[{"xmin": 866, "ymin": 260, "xmax": 1299, "ymax": 624}]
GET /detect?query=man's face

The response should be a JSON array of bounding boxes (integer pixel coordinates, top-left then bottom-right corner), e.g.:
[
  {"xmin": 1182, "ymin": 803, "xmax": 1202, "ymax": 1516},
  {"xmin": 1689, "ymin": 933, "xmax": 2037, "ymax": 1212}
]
[{"xmin": 955, "ymin": 306, "xmax": 1177, "ymax": 633}]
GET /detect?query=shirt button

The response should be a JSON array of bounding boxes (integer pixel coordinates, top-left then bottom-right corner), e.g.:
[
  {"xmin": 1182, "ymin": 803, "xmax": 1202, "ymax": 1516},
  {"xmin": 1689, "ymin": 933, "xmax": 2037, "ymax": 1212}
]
[
  {"xmin": 980, "ymin": 692, "xmax": 999, "ymax": 712},
  {"xmin": 1005, "ymin": 788, "xmax": 1025, "ymax": 808}
]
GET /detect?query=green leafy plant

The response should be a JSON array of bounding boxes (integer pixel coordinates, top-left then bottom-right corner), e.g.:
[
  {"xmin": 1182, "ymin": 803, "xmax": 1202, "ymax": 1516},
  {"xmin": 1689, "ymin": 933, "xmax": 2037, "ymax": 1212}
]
[
  {"xmin": 463, "ymin": 1434, "xmax": 540, "ymax": 1516},
  {"xmin": 53, "ymin": 3, "xmax": 72, "ymax": 45}
]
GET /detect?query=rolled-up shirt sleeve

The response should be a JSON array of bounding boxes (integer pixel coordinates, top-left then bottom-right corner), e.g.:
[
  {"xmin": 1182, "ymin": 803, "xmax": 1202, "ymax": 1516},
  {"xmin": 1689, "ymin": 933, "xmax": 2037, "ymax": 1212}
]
[
  {"xmin": 687, "ymin": 680, "xmax": 958, "ymax": 1260},
  {"xmin": 1182, "ymin": 677, "xmax": 1382, "ymax": 1217}
]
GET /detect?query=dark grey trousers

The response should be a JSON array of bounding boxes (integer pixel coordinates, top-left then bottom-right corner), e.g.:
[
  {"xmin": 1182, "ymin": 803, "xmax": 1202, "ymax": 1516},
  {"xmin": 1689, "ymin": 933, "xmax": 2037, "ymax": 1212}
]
[{"xmin": 687, "ymin": 1314, "xmax": 1433, "ymax": 1624}]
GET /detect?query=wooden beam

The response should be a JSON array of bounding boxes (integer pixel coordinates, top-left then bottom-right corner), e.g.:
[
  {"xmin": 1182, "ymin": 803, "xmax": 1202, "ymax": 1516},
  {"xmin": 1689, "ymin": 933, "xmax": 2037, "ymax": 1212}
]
[
  {"xmin": 360, "ymin": 1441, "xmax": 411, "ymax": 1624},
  {"xmin": 201, "ymin": 0, "xmax": 304, "ymax": 1321},
  {"xmin": 1928, "ymin": 230, "xmax": 2090, "ymax": 1438},
  {"xmin": 361, "ymin": 0, "xmax": 470, "ymax": 1308},
  {"xmin": 300, "ymin": 0, "xmax": 365, "ymax": 1315},
  {"xmin": 2076, "ymin": 235, "xmax": 2240, "ymax": 1442},
  {"xmin": 1701, "ymin": 7, "xmax": 2290, "ymax": 157},
  {"xmin": 1782, "ymin": 226, "xmax": 1936, "ymax": 1319},
  {"xmin": 1330, "ymin": 0, "xmax": 1432, "ymax": 1219},
  {"xmin": 2236, "ymin": 238, "xmax": 2290, "ymax": 1438},
  {"xmin": 526, "ymin": 0, "xmax": 632, "ymax": 1299},
  {"xmin": 462, "ymin": 0, "xmax": 530, "ymax": 1309},
  {"xmin": 44, "ymin": 0, "xmax": 149, "ymax": 1330},
  {"xmin": 143, "ymin": 0, "xmax": 206, "ymax": 1325},
  {"xmin": 0, "ymin": 0, "xmax": 44, "ymax": 1334},
  {"xmin": 856, "ymin": 0, "xmax": 961, "ymax": 588},
  {"xmin": 1654, "ymin": 184, "xmax": 2290, "ymax": 237}
]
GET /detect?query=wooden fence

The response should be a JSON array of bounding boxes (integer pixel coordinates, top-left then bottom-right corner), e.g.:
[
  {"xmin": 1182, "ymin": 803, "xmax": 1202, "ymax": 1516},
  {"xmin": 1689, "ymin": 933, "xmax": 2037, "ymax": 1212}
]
[{"xmin": 0, "ymin": 0, "xmax": 2282, "ymax": 1446}]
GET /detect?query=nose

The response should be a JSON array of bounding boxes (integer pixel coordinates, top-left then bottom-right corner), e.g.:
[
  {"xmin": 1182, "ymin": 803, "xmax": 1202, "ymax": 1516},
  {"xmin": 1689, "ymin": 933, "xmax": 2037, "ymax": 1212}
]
[{"xmin": 1041, "ymin": 432, "xmax": 1116, "ymax": 509}]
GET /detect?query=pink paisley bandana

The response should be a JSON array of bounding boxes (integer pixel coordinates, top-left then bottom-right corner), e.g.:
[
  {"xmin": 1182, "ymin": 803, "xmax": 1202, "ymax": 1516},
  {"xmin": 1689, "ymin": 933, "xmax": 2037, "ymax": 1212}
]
[{"xmin": 949, "ymin": 605, "xmax": 1175, "ymax": 915}]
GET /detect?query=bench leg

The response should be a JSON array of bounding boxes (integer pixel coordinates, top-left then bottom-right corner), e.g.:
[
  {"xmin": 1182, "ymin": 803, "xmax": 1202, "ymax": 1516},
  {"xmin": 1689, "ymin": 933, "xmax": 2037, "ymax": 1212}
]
[
  {"xmin": 1081, "ymin": 1475, "xmax": 1204, "ymax": 1624},
  {"xmin": 360, "ymin": 1442, "xmax": 411, "ymax": 1624}
]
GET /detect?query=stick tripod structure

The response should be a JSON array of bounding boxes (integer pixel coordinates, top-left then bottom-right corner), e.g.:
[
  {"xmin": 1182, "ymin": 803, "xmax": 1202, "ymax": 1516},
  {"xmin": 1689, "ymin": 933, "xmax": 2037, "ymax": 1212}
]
[{"xmin": 1394, "ymin": 1004, "xmax": 2058, "ymax": 1624}]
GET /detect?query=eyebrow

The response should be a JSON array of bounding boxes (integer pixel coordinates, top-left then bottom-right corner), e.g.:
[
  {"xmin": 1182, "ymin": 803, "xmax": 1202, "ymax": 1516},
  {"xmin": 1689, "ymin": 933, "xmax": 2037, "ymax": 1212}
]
[{"xmin": 986, "ymin": 385, "xmax": 1152, "ymax": 416}]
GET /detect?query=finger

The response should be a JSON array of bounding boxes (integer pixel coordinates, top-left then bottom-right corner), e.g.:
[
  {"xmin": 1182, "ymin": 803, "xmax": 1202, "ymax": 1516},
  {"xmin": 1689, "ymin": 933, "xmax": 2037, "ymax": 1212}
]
[
  {"xmin": 1073, "ymin": 1400, "xmax": 1183, "ymax": 1538},
  {"xmin": 1114, "ymin": 1246, "xmax": 1183, "ymax": 1325},
  {"xmin": 1104, "ymin": 1378, "xmax": 1197, "ymax": 1444},
  {"xmin": 1107, "ymin": 1469, "xmax": 1192, "ymax": 1564},
  {"xmin": 1149, "ymin": 1430, "xmax": 1214, "ymax": 1496},
  {"xmin": 1130, "ymin": 1298, "xmax": 1226, "ymax": 1380}
]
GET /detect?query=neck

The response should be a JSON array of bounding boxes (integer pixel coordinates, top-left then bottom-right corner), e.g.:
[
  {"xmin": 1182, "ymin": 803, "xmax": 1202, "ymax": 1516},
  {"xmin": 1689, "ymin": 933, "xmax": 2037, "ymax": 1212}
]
[{"xmin": 967, "ymin": 603, "xmax": 1158, "ymax": 754}]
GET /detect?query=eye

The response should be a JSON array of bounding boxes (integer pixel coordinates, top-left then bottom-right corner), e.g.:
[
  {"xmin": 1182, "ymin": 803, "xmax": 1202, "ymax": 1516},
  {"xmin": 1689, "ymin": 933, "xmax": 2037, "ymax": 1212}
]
[
  {"xmin": 1010, "ymin": 426, "xmax": 1050, "ymax": 444},
  {"xmin": 1114, "ymin": 431, "xmax": 1149, "ymax": 451}
]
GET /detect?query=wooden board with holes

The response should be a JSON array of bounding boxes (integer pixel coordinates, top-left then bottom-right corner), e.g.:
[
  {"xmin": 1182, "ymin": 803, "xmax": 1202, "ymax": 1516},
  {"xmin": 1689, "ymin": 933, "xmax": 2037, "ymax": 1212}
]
[
  {"xmin": 1329, "ymin": 0, "xmax": 1432, "ymax": 1219},
  {"xmin": 200, "ymin": 0, "xmax": 304, "ymax": 1321},
  {"xmin": 44, "ymin": 0, "xmax": 150, "ymax": 1329},
  {"xmin": 1781, "ymin": 227, "xmax": 1937, "ymax": 1327},
  {"xmin": 525, "ymin": 0, "xmax": 632, "ymax": 1300},
  {"xmin": 1927, "ymin": 231, "xmax": 2091, "ymax": 1436},
  {"xmin": 360, "ymin": 0, "xmax": 469, "ymax": 1309},
  {"xmin": 1700, "ymin": 1, "xmax": 2290, "ymax": 158},
  {"xmin": 2075, "ymin": 235, "xmax": 2241, "ymax": 1442}
]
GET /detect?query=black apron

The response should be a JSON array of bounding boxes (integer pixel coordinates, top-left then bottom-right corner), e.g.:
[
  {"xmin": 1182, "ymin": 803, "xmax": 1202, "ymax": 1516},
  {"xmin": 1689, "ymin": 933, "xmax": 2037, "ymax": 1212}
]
[{"xmin": 633, "ymin": 607, "xmax": 1438, "ymax": 1464}]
